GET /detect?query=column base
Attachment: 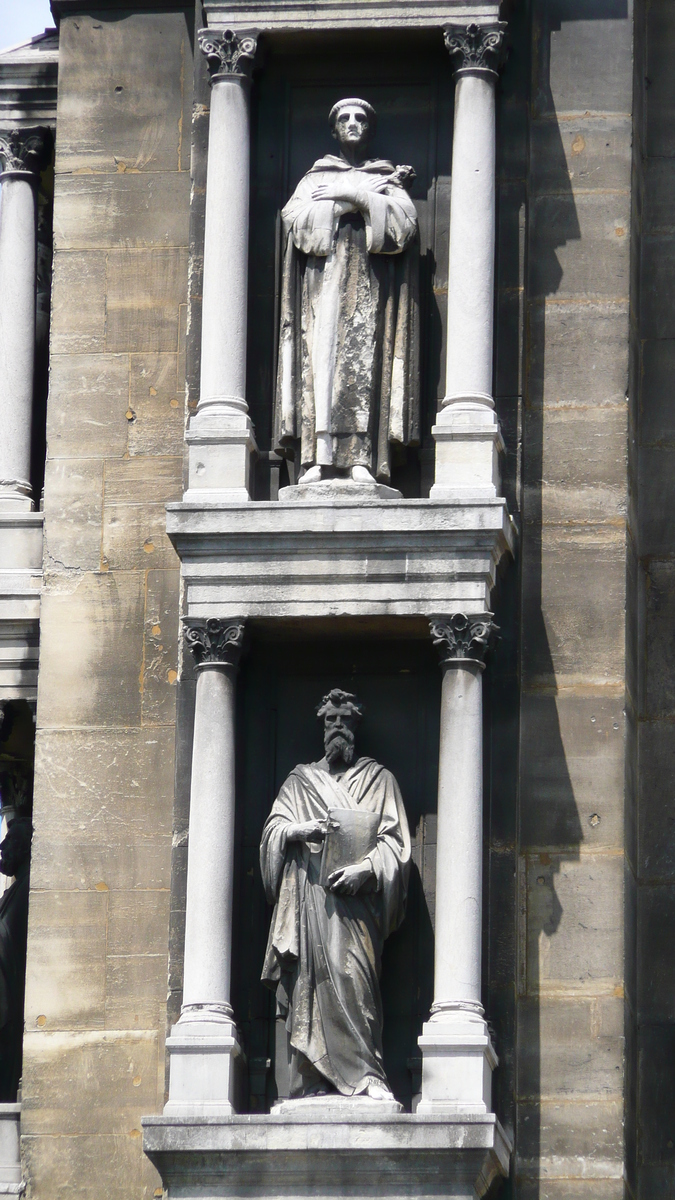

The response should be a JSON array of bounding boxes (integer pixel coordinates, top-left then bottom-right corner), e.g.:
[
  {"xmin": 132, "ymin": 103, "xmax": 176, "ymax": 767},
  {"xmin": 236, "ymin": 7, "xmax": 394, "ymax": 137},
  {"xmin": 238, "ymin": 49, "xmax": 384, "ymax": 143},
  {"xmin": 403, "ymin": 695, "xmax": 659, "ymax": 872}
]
[
  {"xmin": 186, "ymin": 405, "xmax": 257, "ymax": 500},
  {"xmin": 165, "ymin": 1018, "xmax": 246, "ymax": 1118},
  {"xmin": 417, "ymin": 1009, "xmax": 497, "ymax": 1116},
  {"xmin": 430, "ymin": 398, "xmax": 503, "ymax": 503}
]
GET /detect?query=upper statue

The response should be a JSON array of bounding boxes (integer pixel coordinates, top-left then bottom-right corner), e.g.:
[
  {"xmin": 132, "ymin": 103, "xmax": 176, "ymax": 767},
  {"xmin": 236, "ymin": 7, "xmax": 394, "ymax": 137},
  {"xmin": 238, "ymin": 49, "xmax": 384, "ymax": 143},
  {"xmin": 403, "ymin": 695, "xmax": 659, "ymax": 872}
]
[
  {"xmin": 260, "ymin": 689, "xmax": 411, "ymax": 1102},
  {"xmin": 273, "ymin": 99, "xmax": 420, "ymax": 487}
]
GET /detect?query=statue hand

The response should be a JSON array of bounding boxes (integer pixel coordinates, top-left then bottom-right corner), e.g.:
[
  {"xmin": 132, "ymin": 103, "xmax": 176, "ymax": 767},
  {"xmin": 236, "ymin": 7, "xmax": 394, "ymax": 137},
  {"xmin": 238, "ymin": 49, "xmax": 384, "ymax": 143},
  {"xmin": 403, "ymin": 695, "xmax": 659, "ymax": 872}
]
[
  {"xmin": 286, "ymin": 817, "xmax": 339, "ymax": 843},
  {"xmin": 311, "ymin": 182, "xmax": 367, "ymax": 208},
  {"xmin": 327, "ymin": 860, "xmax": 374, "ymax": 895}
]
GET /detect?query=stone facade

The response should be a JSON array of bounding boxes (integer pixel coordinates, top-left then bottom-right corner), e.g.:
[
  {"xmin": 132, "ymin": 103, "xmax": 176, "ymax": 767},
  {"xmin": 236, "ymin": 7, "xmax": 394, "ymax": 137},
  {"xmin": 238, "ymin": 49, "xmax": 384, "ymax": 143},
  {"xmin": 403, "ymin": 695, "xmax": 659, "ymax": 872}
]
[{"xmin": 0, "ymin": 0, "xmax": 670, "ymax": 1197}]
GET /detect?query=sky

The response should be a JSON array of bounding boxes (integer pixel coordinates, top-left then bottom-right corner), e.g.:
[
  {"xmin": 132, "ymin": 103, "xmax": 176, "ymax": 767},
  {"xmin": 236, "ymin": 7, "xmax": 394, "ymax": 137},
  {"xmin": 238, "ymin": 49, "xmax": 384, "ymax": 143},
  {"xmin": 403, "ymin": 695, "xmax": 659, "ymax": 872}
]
[{"xmin": 0, "ymin": 0, "xmax": 54, "ymax": 53}]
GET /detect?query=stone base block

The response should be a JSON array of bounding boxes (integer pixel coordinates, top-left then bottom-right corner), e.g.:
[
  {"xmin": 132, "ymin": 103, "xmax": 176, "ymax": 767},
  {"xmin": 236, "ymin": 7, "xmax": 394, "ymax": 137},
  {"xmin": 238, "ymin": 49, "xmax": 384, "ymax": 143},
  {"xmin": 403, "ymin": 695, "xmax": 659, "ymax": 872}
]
[
  {"xmin": 165, "ymin": 1021, "xmax": 246, "ymax": 1118},
  {"xmin": 271, "ymin": 1094, "xmax": 403, "ymax": 1116},
  {"xmin": 143, "ymin": 1111, "xmax": 512, "ymax": 1200},
  {"xmin": 0, "ymin": 1104, "xmax": 21, "ymax": 1188},
  {"xmin": 430, "ymin": 402, "xmax": 504, "ymax": 502},
  {"xmin": 417, "ymin": 1016, "xmax": 497, "ymax": 1116},
  {"xmin": 279, "ymin": 478, "xmax": 402, "ymax": 503},
  {"xmin": 185, "ymin": 415, "xmax": 257, "ymax": 501}
]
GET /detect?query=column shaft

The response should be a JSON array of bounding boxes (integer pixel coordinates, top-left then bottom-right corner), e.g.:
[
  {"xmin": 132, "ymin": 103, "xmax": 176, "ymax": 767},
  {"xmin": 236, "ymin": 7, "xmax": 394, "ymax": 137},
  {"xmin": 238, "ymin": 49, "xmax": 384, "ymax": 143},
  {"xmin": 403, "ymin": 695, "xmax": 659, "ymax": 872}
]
[
  {"xmin": 181, "ymin": 664, "xmax": 237, "ymax": 1012},
  {"xmin": 186, "ymin": 31, "xmax": 258, "ymax": 501},
  {"xmin": 0, "ymin": 174, "xmax": 37, "ymax": 509},
  {"xmin": 433, "ymin": 662, "xmax": 483, "ymax": 1005}
]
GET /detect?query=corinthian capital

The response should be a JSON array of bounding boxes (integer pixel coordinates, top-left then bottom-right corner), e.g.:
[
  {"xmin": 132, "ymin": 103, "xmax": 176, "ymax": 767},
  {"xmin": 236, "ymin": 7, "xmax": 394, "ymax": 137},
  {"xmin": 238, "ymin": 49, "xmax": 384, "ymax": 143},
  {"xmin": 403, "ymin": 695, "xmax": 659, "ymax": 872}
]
[
  {"xmin": 0, "ymin": 126, "xmax": 52, "ymax": 176},
  {"xmin": 184, "ymin": 618, "xmax": 247, "ymax": 670},
  {"xmin": 198, "ymin": 28, "xmax": 258, "ymax": 80},
  {"xmin": 443, "ymin": 22, "xmax": 507, "ymax": 76},
  {"xmin": 430, "ymin": 614, "xmax": 498, "ymax": 667}
]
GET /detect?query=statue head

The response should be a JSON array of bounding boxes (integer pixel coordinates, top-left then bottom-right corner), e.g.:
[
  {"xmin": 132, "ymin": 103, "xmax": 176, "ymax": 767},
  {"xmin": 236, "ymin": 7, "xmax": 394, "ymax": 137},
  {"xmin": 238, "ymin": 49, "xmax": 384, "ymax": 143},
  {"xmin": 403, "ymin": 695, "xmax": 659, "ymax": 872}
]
[
  {"xmin": 0, "ymin": 818, "xmax": 32, "ymax": 879},
  {"xmin": 329, "ymin": 98, "xmax": 376, "ymax": 156},
  {"xmin": 317, "ymin": 689, "xmax": 363, "ymax": 766}
]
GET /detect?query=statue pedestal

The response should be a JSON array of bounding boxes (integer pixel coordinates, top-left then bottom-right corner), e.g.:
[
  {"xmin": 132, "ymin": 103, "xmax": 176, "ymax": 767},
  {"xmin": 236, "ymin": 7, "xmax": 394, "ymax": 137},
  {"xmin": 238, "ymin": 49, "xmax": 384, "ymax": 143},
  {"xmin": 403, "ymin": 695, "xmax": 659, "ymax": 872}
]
[
  {"xmin": 143, "ymin": 1111, "xmax": 511, "ymax": 1200},
  {"xmin": 0, "ymin": 1104, "xmax": 22, "ymax": 1194}
]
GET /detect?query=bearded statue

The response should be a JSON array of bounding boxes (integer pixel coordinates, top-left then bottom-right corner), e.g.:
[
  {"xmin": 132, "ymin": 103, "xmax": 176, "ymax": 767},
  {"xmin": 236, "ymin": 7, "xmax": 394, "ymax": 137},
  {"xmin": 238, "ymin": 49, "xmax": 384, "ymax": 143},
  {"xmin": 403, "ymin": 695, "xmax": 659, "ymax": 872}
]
[{"xmin": 260, "ymin": 690, "xmax": 410, "ymax": 1101}]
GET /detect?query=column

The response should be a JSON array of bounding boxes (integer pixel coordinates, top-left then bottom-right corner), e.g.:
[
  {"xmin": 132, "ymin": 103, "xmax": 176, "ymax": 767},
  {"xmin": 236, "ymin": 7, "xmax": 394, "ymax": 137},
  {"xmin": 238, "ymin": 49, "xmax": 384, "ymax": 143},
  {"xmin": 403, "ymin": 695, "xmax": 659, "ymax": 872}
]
[
  {"xmin": 0, "ymin": 127, "xmax": 51, "ymax": 510},
  {"xmin": 417, "ymin": 614, "xmax": 497, "ymax": 1115},
  {"xmin": 166, "ymin": 618, "xmax": 247, "ymax": 1117},
  {"xmin": 431, "ymin": 23, "xmax": 507, "ymax": 503},
  {"xmin": 186, "ymin": 30, "xmax": 258, "ymax": 502}
]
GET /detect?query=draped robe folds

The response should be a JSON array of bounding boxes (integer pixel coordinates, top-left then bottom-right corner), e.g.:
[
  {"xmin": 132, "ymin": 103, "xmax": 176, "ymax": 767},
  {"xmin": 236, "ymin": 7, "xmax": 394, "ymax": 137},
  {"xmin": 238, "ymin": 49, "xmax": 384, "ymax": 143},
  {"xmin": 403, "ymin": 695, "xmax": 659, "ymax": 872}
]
[
  {"xmin": 260, "ymin": 757, "xmax": 411, "ymax": 1096},
  {"xmin": 273, "ymin": 156, "xmax": 420, "ymax": 482}
]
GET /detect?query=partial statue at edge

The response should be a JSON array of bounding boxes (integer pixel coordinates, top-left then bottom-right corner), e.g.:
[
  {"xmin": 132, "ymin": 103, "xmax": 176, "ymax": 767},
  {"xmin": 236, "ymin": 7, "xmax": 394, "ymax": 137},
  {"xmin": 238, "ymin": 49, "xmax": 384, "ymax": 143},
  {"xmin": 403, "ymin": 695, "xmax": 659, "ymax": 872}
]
[
  {"xmin": 260, "ymin": 689, "xmax": 411, "ymax": 1103},
  {"xmin": 273, "ymin": 99, "xmax": 420, "ymax": 489}
]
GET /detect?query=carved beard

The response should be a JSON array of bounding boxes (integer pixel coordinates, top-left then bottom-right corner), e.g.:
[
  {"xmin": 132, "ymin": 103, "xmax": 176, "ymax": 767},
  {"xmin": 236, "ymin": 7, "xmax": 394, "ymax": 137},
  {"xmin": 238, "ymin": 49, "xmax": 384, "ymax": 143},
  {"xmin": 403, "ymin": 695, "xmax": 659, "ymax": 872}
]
[{"xmin": 325, "ymin": 729, "xmax": 355, "ymax": 765}]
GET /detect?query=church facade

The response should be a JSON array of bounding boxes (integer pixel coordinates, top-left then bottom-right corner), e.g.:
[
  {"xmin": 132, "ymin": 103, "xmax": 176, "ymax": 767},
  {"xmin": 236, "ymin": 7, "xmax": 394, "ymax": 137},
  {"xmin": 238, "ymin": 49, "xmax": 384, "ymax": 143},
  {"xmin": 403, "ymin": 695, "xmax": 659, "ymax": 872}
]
[{"xmin": 0, "ymin": 0, "xmax": 670, "ymax": 1196}]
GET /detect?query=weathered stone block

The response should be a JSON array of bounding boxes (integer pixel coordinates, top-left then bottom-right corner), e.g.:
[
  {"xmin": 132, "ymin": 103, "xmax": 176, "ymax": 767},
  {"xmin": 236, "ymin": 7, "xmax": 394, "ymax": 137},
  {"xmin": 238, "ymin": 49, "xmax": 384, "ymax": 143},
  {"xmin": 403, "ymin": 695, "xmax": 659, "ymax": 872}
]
[
  {"xmin": 520, "ymin": 693, "xmax": 624, "ymax": 849},
  {"xmin": 21, "ymin": 1030, "xmax": 159, "ymax": 1135},
  {"xmin": 645, "ymin": 0, "xmax": 675, "ymax": 157},
  {"xmin": 638, "ymin": 720, "xmax": 675, "ymax": 881},
  {"xmin": 521, "ymin": 527, "xmax": 625, "ymax": 687},
  {"xmin": 49, "ymin": 250, "xmax": 107, "ymax": 354},
  {"xmin": 128, "ymin": 352, "xmax": 184, "ymax": 457},
  {"xmin": 533, "ymin": 2, "xmax": 632, "ymax": 119},
  {"xmin": 643, "ymin": 559, "xmax": 675, "ymax": 719},
  {"xmin": 105, "ymin": 247, "xmax": 188, "ymax": 354},
  {"xmin": 523, "ymin": 405, "xmax": 627, "ymax": 526},
  {"xmin": 525, "ymin": 855, "xmax": 623, "ymax": 992},
  {"xmin": 527, "ymin": 300, "xmax": 629, "ymax": 408},
  {"xmin": 54, "ymin": 172, "xmax": 190, "ymax": 250},
  {"xmin": 42, "ymin": 458, "xmax": 104, "ymax": 573},
  {"xmin": 107, "ymin": 890, "xmax": 171, "ymax": 959},
  {"xmin": 640, "ymin": 339, "xmax": 675, "ymax": 445},
  {"xmin": 518, "ymin": 996, "xmax": 623, "ymax": 1097},
  {"xmin": 141, "ymin": 569, "xmax": 180, "ymax": 726},
  {"xmin": 46, "ymin": 353, "xmax": 130, "ymax": 459},
  {"xmin": 530, "ymin": 116, "xmax": 632, "ymax": 196},
  {"xmin": 101, "ymin": 457, "xmax": 182, "ymax": 571},
  {"xmin": 637, "ymin": 1023, "xmax": 675, "ymax": 1163},
  {"xmin": 55, "ymin": 11, "xmax": 191, "ymax": 174},
  {"xmin": 641, "ymin": 236, "xmax": 675, "ymax": 339},
  {"xmin": 638, "ymin": 446, "xmax": 675, "ymax": 554},
  {"xmin": 528, "ymin": 193, "xmax": 629, "ymax": 302},
  {"xmin": 516, "ymin": 1099, "xmax": 623, "ymax": 1181},
  {"xmin": 37, "ymin": 573, "xmax": 145, "ymax": 728},
  {"xmin": 24, "ymin": 892, "xmax": 107, "ymax": 1030},
  {"xmin": 637, "ymin": 887, "xmax": 675, "ymax": 1021},
  {"xmin": 22, "ymin": 1130, "xmax": 159, "ymax": 1200},
  {"xmin": 105, "ymin": 953, "xmax": 168, "ymax": 1032}
]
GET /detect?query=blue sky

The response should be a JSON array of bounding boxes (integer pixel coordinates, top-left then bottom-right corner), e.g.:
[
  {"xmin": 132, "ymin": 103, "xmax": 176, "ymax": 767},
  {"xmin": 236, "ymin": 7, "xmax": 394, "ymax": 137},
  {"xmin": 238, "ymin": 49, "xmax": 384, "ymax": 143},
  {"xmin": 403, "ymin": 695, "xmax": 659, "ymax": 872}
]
[{"xmin": 0, "ymin": 0, "xmax": 54, "ymax": 53}]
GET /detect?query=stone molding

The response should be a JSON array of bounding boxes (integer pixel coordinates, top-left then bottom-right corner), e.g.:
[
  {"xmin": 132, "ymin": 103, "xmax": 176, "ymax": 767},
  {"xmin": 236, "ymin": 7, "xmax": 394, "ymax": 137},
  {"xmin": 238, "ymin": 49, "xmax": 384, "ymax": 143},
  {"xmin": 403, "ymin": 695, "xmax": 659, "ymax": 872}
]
[
  {"xmin": 443, "ymin": 21, "xmax": 507, "ymax": 76},
  {"xmin": 198, "ymin": 28, "xmax": 258, "ymax": 80},
  {"xmin": 0, "ymin": 126, "xmax": 51, "ymax": 176},
  {"xmin": 184, "ymin": 618, "xmax": 247, "ymax": 670},
  {"xmin": 430, "ymin": 613, "xmax": 497, "ymax": 666}
]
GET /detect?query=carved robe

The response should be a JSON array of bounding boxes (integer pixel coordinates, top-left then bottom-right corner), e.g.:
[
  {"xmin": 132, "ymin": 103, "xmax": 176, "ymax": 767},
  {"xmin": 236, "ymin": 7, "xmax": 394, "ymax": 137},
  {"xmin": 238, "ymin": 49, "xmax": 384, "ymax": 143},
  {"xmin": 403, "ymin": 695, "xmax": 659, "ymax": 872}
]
[
  {"xmin": 260, "ymin": 757, "xmax": 411, "ymax": 1097},
  {"xmin": 273, "ymin": 156, "xmax": 420, "ymax": 482},
  {"xmin": 0, "ymin": 870, "xmax": 29, "ymax": 1101}
]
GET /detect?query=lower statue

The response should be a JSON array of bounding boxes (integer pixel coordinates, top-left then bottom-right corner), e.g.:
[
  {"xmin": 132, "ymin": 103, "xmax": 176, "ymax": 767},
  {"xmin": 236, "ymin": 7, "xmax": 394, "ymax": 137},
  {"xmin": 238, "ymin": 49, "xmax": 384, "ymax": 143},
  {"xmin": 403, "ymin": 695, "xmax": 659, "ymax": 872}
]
[
  {"xmin": 0, "ymin": 819, "xmax": 32, "ymax": 1101},
  {"xmin": 260, "ymin": 690, "xmax": 411, "ymax": 1100}
]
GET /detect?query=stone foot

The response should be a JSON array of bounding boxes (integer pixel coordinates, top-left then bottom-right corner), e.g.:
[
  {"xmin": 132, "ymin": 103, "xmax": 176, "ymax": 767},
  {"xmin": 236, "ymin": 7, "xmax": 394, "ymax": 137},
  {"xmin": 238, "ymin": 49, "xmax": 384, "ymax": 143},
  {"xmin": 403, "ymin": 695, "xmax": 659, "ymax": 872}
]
[
  {"xmin": 301, "ymin": 465, "xmax": 323, "ymax": 484},
  {"xmin": 351, "ymin": 465, "xmax": 374, "ymax": 483}
]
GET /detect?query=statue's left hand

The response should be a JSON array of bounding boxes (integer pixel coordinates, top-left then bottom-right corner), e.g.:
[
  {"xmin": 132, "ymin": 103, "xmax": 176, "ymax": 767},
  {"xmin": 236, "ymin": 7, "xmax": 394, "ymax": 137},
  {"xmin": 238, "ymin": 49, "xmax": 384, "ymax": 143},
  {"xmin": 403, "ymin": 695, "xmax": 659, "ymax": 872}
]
[{"xmin": 327, "ymin": 860, "xmax": 374, "ymax": 895}]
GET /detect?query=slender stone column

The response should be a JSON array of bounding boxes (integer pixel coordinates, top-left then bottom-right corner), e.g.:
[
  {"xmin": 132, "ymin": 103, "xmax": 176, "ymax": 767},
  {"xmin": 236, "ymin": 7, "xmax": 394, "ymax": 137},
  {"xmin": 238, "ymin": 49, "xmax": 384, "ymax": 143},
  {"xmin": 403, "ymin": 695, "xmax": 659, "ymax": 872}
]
[
  {"xmin": 418, "ymin": 614, "xmax": 498, "ymax": 1115},
  {"xmin": 186, "ymin": 30, "xmax": 258, "ymax": 502},
  {"xmin": 0, "ymin": 127, "xmax": 51, "ymax": 510},
  {"xmin": 166, "ymin": 618, "xmax": 247, "ymax": 1117},
  {"xmin": 431, "ymin": 23, "xmax": 507, "ymax": 502}
]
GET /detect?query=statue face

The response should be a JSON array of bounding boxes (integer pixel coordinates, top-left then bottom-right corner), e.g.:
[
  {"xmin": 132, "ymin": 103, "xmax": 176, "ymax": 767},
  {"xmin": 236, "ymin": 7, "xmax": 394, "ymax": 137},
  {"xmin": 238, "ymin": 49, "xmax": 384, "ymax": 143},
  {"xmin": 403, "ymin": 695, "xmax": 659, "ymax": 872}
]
[
  {"xmin": 332, "ymin": 106, "xmax": 370, "ymax": 152},
  {"xmin": 323, "ymin": 704, "xmax": 359, "ymax": 765}
]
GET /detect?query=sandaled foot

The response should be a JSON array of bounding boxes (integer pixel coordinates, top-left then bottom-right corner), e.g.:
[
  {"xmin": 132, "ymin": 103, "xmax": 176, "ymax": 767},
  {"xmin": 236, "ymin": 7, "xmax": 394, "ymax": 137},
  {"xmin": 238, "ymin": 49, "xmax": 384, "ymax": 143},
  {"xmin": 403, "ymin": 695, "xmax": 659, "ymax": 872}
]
[
  {"xmin": 363, "ymin": 1079, "xmax": 395, "ymax": 1101},
  {"xmin": 351, "ymin": 465, "xmax": 374, "ymax": 483},
  {"xmin": 301, "ymin": 464, "xmax": 323, "ymax": 484}
]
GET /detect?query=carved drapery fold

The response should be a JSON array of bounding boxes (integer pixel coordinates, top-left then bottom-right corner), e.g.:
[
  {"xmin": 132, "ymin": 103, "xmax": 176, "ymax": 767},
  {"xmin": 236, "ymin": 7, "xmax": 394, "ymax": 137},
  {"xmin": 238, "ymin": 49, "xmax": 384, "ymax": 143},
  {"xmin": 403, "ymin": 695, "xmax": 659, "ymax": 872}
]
[
  {"xmin": 443, "ymin": 21, "xmax": 507, "ymax": 77},
  {"xmin": 430, "ymin": 614, "xmax": 498, "ymax": 666},
  {"xmin": 0, "ymin": 127, "xmax": 52, "ymax": 176},
  {"xmin": 184, "ymin": 618, "xmax": 246, "ymax": 670},
  {"xmin": 197, "ymin": 28, "xmax": 258, "ymax": 80}
]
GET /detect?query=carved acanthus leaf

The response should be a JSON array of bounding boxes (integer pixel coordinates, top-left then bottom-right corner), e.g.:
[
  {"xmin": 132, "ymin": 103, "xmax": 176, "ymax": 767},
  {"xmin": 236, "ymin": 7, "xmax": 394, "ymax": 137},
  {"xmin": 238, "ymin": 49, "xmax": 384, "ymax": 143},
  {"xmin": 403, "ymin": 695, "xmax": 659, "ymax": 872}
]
[
  {"xmin": 185, "ymin": 618, "xmax": 247, "ymax": 668},
  {"xmin": 0, "ymin": 126, "xmax": 51, "ymax": 175},
  {"xmin": 443, "ymin": 22, "xmax": 508, "ymax": 75},
  {"xmin": 198, "ymin": 28, "xmax": 258, "ymax": 78},
  {"xmin": 430, "ymin": 614, "xmax": 498, "ymax": 665}
]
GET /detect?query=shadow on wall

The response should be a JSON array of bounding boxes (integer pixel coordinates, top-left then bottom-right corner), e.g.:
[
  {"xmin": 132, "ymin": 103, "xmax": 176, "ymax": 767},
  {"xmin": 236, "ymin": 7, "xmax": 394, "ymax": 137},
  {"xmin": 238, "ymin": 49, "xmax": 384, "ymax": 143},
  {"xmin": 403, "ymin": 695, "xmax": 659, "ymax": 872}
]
[{"xmin": 515, "ymin": 0, "xmax": 628, "ymax": 1194}]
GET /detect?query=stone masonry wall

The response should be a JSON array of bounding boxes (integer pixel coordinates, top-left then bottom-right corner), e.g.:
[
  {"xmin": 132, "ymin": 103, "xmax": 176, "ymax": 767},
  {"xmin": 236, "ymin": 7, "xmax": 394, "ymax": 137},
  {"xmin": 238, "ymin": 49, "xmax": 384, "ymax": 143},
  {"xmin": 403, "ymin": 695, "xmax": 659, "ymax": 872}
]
[
  {"xmin": 20, "ymin": 9, "xmax": 192, "ymax": 1197},
  {"xmin": 516, "ymin": 1, "xmax": 632, "ymax": 1196}
]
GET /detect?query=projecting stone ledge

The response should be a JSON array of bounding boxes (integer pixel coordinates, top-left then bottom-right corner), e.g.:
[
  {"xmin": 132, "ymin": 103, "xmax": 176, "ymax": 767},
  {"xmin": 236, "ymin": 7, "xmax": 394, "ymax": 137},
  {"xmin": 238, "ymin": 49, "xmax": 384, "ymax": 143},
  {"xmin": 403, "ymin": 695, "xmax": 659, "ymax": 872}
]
[
  {"xmin": 166, "ymin": 496, "xmax": 516, "ymax": 620},
  {"xmin": 143, "ymin": 1111, "xmax": 511, "ymax": 1200}
]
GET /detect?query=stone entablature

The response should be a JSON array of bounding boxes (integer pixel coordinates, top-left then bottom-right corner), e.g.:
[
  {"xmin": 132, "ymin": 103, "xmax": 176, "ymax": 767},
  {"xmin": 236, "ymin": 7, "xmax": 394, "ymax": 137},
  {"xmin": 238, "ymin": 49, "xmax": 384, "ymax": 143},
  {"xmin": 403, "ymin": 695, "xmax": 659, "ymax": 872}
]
[{"xmin": 203, "ymin": 1, "xmax": 501, "ymax": 31}]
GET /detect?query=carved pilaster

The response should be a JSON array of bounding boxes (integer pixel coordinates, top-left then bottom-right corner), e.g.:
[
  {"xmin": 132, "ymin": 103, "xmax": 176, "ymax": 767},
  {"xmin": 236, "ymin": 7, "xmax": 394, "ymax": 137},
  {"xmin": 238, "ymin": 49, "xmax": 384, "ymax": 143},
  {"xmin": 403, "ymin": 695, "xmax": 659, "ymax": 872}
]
[
  {"xmin": 0, "ymin": 126, "xmax": 52, "ymax": 177},
  {"xmin": 198, "ymin": 28, "xmax": 258, "ymax": 80},
  {"xmin": 443, "ymin": 22, "xmax": 507, "ymax": 77},
  {"xmin": 430, "ymin": 614, "xmax": 498, "ymax": 667},
  {"xmin": 184, "ymin": 618, "xmax": 246, "ymax": 670}
]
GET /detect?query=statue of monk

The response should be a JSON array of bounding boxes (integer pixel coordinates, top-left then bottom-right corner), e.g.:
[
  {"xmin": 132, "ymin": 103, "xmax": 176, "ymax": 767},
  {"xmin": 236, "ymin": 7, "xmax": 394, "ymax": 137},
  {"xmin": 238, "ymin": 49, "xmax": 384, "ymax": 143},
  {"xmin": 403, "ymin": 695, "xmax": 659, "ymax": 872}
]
[
  {"xmin": 273, "ymin": 99, "xmax": 420, "ymax": 487},
  {"xmin": 0, "ymin": 818, "xmax": 32, "ymax": 1101},
  {"xmin": 260, "ymin": 690, "xmax": 411, "ymax": 1101}
]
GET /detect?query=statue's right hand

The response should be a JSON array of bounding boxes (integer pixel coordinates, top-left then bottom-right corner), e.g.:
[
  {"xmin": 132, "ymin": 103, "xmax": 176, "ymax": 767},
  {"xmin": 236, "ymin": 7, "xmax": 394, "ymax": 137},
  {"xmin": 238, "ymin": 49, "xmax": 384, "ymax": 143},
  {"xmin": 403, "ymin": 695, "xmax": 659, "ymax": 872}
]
[{"xmin": 286, "ymin": 818, "xmax": 338, "ymax": 843}]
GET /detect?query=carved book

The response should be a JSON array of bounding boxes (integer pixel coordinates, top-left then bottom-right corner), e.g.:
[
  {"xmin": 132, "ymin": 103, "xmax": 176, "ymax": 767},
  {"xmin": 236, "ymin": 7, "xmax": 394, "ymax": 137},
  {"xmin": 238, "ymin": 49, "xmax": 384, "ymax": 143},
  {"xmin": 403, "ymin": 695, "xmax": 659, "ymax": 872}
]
[{"xmin": 319, "ymin": 807, "xmax": 380, "ymax": 887}]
